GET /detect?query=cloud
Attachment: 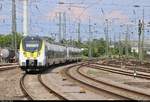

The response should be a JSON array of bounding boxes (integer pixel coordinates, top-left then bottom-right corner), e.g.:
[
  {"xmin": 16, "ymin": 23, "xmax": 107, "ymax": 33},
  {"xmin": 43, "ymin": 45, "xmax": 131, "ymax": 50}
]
[
  {"xmin": 69, "ymin": 6, "xmax": 89, "ymax": 21},
  {"xmin": 0, "ymin": 16, "xmax": 4, "ymax": 21},
  {"xmin": 46, "ymin": 5, "xmax": 67, "ymax": 20},
  {"xmin": 46, "ymin": 4, "xmax": 90, "ymax": 22},
  {"xmin": 16, "ymin": 11, "xmax": 23, "ymax": 17},
  {"xmin": 104, "ymin": 10, "xmax": 129, "ymax": 24},
  {"xmin": 0, "ymin": 15, "xmax": 9, "ymax": 22}
]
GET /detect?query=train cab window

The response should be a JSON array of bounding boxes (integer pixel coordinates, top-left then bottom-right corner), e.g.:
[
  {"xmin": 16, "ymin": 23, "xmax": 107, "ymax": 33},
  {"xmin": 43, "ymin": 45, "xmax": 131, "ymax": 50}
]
[{"xmin": 23, "ymin": 37, "xmax": 42, "ymax": 52}]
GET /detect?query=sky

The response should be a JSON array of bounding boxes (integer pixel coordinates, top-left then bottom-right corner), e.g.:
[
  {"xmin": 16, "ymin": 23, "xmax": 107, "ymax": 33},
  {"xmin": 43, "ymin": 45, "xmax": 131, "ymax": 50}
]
[{"xmin": 0, "ymin": 0, "xmax": 150, "ymax": 42}]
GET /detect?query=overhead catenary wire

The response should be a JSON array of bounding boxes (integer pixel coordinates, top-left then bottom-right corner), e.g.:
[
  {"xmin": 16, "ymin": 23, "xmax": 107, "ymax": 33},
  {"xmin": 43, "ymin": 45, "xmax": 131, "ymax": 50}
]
[{"xmin": 0, "ymin": 0, "xmax": 150, "ymax": 48}]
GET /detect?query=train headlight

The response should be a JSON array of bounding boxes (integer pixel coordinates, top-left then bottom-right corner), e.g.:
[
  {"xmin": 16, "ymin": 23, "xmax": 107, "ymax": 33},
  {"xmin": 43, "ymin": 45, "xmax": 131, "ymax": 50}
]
[
  {"xmin": 23, "ymin": 52, "xmax": 26, "ymax": 55},
  {"xmin": 38, "ymin": 52, "xmax": 40, "ymax": 55},
  {"xmin": 39, "ymin": 62, "xmax": 42, "ymax": 66},
  {"xmin": 22, "ymin": 62, "xmax": 26, "ymax": 66}
]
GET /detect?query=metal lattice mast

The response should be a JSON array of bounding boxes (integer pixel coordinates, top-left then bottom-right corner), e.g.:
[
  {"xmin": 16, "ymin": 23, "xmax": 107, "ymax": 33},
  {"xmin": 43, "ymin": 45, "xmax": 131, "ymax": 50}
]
[
  {"xmin": 125, "ymin": 25, "xmax": 129, "ymax": 59},
  {"xmin": 113, "ymin": 33, "xmax": 116, "ymax": 55},
  {"xmin": 12, "ymin": 0, "xmax": 17, "ymax": 55},
  {"xmin": 105, "ymin": 19, "xmax": 109, "ymax": 58},
  {"xmin": 77, "ymin": 19, "xmax": 81, "ymax": 43},
  {"xmin": 119, "ymin": 32, "xmax": 122, "ymax": 58},
  {"xmin": 23, "ymin": 0, "xmax": 28, "ymax": 36},
  {"xmin": 138, "ymin": 20, "xmax": 142, "ymax": 61},
  {"xmin": 58, "ymin": 12, "xmax": 62, "ymax": 43},
  {"xmin": 63, "ymin": 12, "xmax": 66, "ymax": 41},
  {"xmin": 88, "ymin": 17, "xmax": 92, "ymax": 59},
  {"xmin": 141, "ymin": 8, "xmax": 145, "ymax": 62}
]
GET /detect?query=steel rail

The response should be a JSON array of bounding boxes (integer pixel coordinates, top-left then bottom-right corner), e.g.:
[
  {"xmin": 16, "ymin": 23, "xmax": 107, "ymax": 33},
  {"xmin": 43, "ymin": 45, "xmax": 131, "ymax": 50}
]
[
  {"xmin": 0, "ymin": 65, "xmax": 18, "ymax": 71},
  {"xmin": 97, "ymin": 62, "xmax": 150, "ymax": 73},
  {"xmin": 0, "ymin": 63, "xmax": 17, "ymax": 66},
  {"xmin": 62, "ymin": 64, "xmax": 131, "ymax": 100},
  {"xmin": 20, "ymin": 74, "xmax": 35, "ymax": 100},
  {"xmin": 77, "ymin": 66, "xmax": 150, "ymax": 100},
  {"xmin": 88, "ymin": 64, "xmax": 150, "ymax": 80},
  {"xmin": 38, "ymin": 74, "xmax": 68, "ymax": 100},
  {"xmin": 20, "ymin": 73, "xmax": 68, "ymax": 100}
]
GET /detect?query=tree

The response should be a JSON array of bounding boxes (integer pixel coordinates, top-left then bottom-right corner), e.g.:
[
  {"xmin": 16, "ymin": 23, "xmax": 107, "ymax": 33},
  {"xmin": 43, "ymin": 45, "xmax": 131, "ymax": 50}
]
[{"xmin": 0, "ymin": 33, "xmax": 23, "ymax": 49}]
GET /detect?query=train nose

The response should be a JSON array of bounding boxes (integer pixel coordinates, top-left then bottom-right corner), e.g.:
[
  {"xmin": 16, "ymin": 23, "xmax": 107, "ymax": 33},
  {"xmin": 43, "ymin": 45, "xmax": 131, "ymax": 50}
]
[
  {"xmin": 26, "ymin": 60, "xmax": 37, "ymax": 66},
  {"xmin": 31, "ymin": 62, "xmax": 34, "ymax": 66}
]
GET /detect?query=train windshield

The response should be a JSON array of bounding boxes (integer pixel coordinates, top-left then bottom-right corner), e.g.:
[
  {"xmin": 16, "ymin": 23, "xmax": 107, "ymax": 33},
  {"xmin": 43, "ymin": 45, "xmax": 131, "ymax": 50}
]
[{"xmin": 23, "ymin": 37, "xmax": 42, "ymax": 52}]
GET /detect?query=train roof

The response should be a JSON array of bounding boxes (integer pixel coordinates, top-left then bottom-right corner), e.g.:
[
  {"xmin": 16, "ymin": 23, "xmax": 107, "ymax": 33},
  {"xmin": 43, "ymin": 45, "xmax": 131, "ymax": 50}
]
[
  {"xmin": 46, "ymin": 42, "xmax": 66, "ymax": 52},
  {"xmin": 67, "ymin": 47, "xmax": 82, "ymax": 52},
  {"xmin": 23, "ymin": 36, "xmax": 42, "ymax": 41},
  {"xmin": 45, "ymin": 42, "xmax": 82, "ymax": 53}
]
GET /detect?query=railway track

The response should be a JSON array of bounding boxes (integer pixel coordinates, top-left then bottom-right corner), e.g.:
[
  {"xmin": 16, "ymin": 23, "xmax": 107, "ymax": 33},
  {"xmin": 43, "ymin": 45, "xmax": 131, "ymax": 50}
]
[
  {"xmin": 38, "ymin": 74, "xmax": 68, "ymax": 100},
  {"xmin": 0, "ymin": 63, "xmax": 17, "ymax": 66},
  {"xmin": 19, "ymin": 61, "xmax": 150, "ymax": 100},
  {"xmin": 98, "ymin": 59, "xmax": 150, "ymax": 73},
  {"xmin": 20, "ymin": 73, "xmax": 68, "ymax": 100},
  {"xmin": 20, "ymin": 74, "xmax": 34, "ymax": 100},
  {"xmin": 77, "ymin": 66, "xmax": 150, "ymax": 100},
  {"xmin": 62, "ymin": 63, "xmax": 130, "ymax": 100},
  {"xmin": 61, "ymin": 63, "xmax": 150, "ymax": 100},
  {"xmin": 88, "ymin": 63, "xmax": 150, "ymax": 80},
  {"xmin": 0, "ymin": 63, "xmax": 18, "ymax": 71},
  {"xmin": 99, "ymin": 63, "xmax": 150, "ymax": 73}
]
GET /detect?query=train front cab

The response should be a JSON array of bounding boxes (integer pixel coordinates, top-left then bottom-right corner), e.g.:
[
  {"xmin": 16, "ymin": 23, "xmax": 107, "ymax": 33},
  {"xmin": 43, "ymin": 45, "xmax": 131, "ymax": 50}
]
[{"xmin": 19, "ymin": 38, "xmax": 46, "ymax": 72}]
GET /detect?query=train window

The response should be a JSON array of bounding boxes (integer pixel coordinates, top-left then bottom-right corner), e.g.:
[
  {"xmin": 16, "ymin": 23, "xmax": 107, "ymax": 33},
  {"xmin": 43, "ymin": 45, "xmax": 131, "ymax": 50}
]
[
  {"xmin": 23, "ymin": 37, "xmax": 42, "ymax": 52},
  {"xmin": 51, "ymin": 51, "xmax": 54, "ymax": 58}
]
